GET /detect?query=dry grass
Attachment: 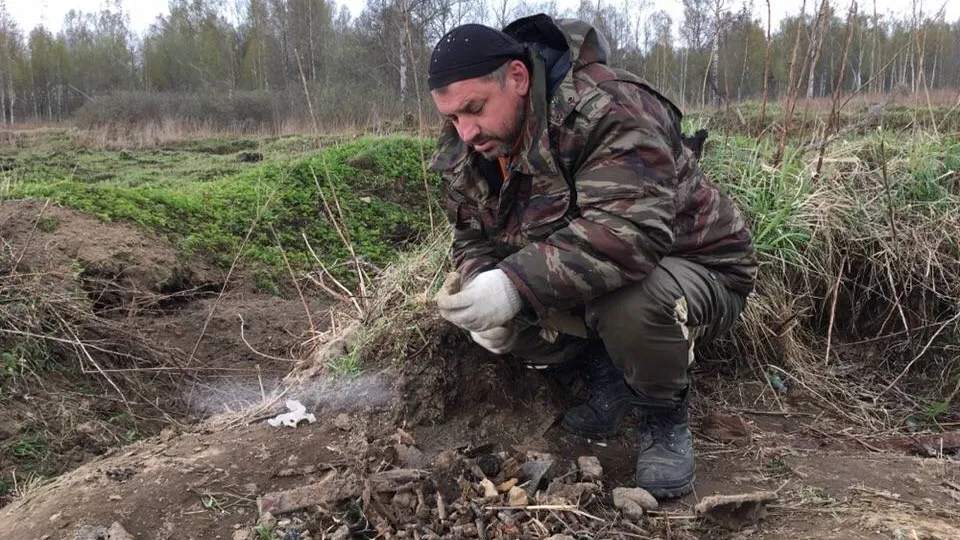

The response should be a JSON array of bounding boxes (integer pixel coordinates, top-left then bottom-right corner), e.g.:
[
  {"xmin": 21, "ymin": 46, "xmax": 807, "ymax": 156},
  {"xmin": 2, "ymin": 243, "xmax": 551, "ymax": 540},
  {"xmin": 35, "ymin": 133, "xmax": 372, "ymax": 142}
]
[
  {"xmin": 713, "ymin": 131, "xmax": 960, "ymax": 430},
  {"xmin": 221, "ymin": 227, "xmax": 452, "ymax": 428}
]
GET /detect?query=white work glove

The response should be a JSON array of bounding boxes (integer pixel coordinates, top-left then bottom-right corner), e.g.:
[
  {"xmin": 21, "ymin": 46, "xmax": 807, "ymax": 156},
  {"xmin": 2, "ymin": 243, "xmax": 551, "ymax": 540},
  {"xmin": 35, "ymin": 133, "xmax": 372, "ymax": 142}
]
[
  {"xmin": 471, "ymin": 326, "xmax": 516, "ymax": 355},
  {"xmin": 436, "ymin": 269, "xmax": 522, "ymax": 332}
]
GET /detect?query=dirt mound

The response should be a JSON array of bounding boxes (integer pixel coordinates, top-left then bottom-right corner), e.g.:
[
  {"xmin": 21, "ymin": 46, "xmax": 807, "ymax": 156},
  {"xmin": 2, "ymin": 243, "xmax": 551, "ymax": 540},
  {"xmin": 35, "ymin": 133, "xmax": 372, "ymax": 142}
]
[
  {"xmin": 0, "ymin": 199, "xmax": 214, "ymax": 299},
  {"xmin": 0, "ymin": 199, "xmax": 325, "ymax": 502}
]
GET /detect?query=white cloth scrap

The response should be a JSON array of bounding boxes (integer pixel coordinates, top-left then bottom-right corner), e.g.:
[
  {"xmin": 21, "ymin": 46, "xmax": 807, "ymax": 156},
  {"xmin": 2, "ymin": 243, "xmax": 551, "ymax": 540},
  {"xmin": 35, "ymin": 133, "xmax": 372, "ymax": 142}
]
[{"xmin": 267, "ymin": 400, "xmax": 316, "ymax": 428}]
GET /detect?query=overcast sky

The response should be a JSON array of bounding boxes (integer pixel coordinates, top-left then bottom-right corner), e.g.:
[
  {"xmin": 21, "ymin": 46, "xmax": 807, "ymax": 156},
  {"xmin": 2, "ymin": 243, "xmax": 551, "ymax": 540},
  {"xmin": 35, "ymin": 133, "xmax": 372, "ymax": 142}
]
[{"xmin": 7, "ymin": 0, "xmax": 959, "ymax": 38}]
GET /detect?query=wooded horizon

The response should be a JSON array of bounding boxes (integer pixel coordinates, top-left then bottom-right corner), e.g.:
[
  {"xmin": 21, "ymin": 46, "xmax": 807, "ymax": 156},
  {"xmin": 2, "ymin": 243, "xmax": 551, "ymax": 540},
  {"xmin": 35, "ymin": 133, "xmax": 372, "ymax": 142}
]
[{"xmin": 0, "ymin": 0, "xmax": 957, "ymax": 129}]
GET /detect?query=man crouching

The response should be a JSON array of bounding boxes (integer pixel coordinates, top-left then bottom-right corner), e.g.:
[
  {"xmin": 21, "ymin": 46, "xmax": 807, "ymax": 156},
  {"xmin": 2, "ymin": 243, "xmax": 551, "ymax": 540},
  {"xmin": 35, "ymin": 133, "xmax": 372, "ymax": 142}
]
[{"xmin": 428, "ymin": 14, "xmax": 757, "ymax": 499}]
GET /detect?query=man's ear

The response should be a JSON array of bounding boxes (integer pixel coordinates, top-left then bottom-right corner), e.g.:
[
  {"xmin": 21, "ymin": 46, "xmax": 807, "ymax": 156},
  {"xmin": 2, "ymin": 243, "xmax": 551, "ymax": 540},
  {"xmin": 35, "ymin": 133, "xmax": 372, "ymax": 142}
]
[{"xmin": 507, "ymin": 59, "xmax": 530, "ymax": 97}]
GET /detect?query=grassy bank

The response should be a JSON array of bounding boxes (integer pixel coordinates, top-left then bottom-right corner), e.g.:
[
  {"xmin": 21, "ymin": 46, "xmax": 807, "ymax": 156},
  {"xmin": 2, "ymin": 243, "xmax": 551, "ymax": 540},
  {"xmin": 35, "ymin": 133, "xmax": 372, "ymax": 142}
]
[
  {"xmin": 698, "ymin": 130, "xmax": 960, "ymax": 427},
  {"xmin": 3, "ymin": 133, "xmax": 441, "ymax": 292}
]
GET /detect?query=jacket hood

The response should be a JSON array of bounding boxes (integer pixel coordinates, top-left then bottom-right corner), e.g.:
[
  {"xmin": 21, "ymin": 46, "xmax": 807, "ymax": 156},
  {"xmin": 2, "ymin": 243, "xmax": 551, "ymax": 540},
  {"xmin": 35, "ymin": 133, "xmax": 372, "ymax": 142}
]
[{"xmin": 505, "ymin": 14, "xmax": 611, "ymax": 73}]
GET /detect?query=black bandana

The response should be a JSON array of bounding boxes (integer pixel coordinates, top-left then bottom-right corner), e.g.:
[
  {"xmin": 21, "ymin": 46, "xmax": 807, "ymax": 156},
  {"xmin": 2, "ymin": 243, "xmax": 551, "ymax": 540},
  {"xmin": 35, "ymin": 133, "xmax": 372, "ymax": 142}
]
[{"xmin": 428, "ymin": 24, "xmax": 526, "ymax": 91}]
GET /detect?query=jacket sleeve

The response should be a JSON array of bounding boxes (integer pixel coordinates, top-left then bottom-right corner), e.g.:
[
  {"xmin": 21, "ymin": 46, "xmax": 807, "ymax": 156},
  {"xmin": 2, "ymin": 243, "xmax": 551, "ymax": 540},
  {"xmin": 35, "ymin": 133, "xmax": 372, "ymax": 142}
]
[
  {"xmin": 498, "ymin": 83, "xmax": 678, "ymax": 316},
  {"xmin": 444, "ymin": 180, "xmax": 500, "ymax": 284}
]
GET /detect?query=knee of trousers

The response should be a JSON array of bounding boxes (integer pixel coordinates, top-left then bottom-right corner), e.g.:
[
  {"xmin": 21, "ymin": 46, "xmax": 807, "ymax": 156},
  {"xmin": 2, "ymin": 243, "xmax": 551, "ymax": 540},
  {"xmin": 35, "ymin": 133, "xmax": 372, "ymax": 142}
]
[{"xmin": 588, "ymin": 269, "xmax": 693, "ymax": 345}]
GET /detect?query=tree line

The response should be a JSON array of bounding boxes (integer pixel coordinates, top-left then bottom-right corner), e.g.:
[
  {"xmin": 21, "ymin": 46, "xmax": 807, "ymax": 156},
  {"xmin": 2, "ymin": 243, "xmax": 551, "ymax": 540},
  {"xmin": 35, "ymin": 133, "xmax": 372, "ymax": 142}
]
[{"xmin": 0, "ymin": 0, "xmax": 957, "ymax": 128}]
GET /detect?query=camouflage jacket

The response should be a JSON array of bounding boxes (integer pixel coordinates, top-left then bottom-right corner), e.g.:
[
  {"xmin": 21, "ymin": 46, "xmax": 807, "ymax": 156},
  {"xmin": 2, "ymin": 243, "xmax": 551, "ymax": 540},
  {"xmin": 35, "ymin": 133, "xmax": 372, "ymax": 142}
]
[{"xmin": 428, "ymin": 17, "xmax": 757, "ymax": 318}]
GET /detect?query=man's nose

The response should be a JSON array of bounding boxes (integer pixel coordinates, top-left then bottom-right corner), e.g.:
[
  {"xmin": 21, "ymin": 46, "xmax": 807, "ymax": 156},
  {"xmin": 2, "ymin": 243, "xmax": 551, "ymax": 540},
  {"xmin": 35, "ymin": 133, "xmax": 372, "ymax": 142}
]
[{"xmin": 456, "ymin": 120, "xmax": 479, "ymax": 143}]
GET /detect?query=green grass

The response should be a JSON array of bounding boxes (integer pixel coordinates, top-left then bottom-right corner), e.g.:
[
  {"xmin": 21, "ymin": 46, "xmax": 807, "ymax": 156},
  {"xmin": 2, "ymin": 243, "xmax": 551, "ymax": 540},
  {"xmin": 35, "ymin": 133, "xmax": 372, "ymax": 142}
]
[
  {"xmin": 699, "ymin": 134, "xmax": 812, "ymax": 262},
  {"xmin": 4, "ymin": 134, "xmax": 441, "ymax": 290},
  {"xmin": 327, "ymin": 343, "xmax": 364, "ymax": 376},
  {"xmin": 1, "ymin": 342, "xmax": 49, "ymax": 379},
  {"xmin": 697, "ymin": 131, "xmax": 960, "ymax": 266},
  {"xmin": 10, "ymin": 436, "xmax": 47, "ymax": 462},
  {"xmin": 5, "ymin": 141, "xmax": 255, "ymax": 189}
]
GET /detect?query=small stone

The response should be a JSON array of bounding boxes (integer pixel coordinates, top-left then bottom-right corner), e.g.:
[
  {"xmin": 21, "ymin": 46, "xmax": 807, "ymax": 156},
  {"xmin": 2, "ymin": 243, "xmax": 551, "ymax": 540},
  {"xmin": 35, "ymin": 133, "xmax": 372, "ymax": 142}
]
[
  {"xmin": 507, "ymin": 486, "xmax": 528, "ymax": 507},
  {"xmin": 334, "ymin": 413, "xmax": 352, "ymax": 431},
  {"xmin": 432, "ymin": 449, "xmax": 458, "ymax": 470},
  {"xmin": 577, "ymin": 456, "xmax": 603, "ymax": 482},
  {"xmin": 258, "ymin": 511, "xmax": 277, "ymax": 529},
  {"xmin": 105, "ymin": 523, "xmax": 134, "ymax": 540},
  {"xmin": 232, "ymin": 529, "xmax": 253, "ymax": 540},
  {"xmin": 480, "ymin": 478, "xmax": 499, "ymax": 499},
  {"xmin": 108, "ymin": 494, "xmax": 122, "ymax": 501},
  {"xmin": 613, "ymin": 487, "xmax": 658, "ymax": 520},
  {"xmin": 476, "ymin": 454, "xmax": 502, "ymax": 477},
  {"xmin": 48, "ymin": 513, "xmax": 61, "ymax": 523},
  {"xmin": 395, "ymin": 444, "xmax": 426, "ymax": 468},
  {"xmin": 542, "ymin": 481, "xmax": 600, "ymax": 505},
  {"xmin": 159, "ymin": 427, "xmax": 176, "ymax": 442},
  {"xmin": 392, "ymin": 490, "xmax": 415, "ymax": 509},
  {"xmin": 496, "ymin": 478, "xmax": 518, "ymax": 493},
  {"xmin": 521, "ymin": 458, "xmax": 554, "ymax": 497}
]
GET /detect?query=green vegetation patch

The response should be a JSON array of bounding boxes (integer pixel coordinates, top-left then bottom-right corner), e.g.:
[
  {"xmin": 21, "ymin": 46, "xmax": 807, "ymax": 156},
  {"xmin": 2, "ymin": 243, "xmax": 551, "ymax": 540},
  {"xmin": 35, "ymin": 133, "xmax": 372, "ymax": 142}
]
[
  {"xmin": 697, "ymin": 131, "xmax": 960, "ymax": 265},
  {"xmin": 699, "ymin": 134, "xmax": 813, "ymax": 261},
  {"xmin": 7, "ymin": 136, "xmax": 441, "ymax": 289}
]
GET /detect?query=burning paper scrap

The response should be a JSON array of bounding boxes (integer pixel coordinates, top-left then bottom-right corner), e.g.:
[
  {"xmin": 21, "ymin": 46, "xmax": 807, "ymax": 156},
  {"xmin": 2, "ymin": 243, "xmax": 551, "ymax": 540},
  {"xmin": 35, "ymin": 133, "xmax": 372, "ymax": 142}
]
[{"xmin": 267, "ymin": 400, "xmax": 316, "ymax": 428}]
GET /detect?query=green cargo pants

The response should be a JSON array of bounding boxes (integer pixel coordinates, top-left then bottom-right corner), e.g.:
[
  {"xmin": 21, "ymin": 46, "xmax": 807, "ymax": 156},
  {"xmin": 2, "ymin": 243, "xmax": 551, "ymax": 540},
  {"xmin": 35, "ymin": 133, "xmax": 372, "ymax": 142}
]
[{"xmin": 510, "ymin": 257, "xmax": 747, "ymax": 400}]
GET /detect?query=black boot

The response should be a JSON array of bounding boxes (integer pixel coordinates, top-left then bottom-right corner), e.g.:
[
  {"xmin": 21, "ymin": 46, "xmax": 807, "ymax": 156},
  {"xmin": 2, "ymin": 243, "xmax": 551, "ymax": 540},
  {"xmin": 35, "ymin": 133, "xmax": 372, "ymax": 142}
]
[
  {"xmin": 635, "ymin": 396, "xmax": 695, "ymax": 498},
  {"xmin": 560, "ymin": 344, "xmax": 643, "ymax": 439}
]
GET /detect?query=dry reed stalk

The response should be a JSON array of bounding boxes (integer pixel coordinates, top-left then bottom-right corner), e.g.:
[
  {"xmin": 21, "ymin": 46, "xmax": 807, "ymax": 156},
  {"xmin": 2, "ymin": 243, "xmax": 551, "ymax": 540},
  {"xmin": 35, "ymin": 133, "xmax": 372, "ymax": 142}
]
[
  {"xmin": 402, "ymin": 9, "xmax": 436, "ymax": 232},
  {"xmin": 774, "ymin": 0, "xmax": 809, "ymax": 166},
  {"xmin": 758, "ymin": 0, "xmax": 773, "ymax": 138},
  {"xmin": 815, "ymin": 2, "xmax": 858, "ymax": 178}
]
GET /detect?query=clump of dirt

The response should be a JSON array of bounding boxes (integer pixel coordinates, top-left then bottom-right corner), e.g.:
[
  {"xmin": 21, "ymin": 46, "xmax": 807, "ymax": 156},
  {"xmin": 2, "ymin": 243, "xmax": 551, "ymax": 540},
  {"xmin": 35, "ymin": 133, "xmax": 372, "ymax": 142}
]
[{"xmin": 0, "ymin": 199, "xmax": 325, "ymax": 504}]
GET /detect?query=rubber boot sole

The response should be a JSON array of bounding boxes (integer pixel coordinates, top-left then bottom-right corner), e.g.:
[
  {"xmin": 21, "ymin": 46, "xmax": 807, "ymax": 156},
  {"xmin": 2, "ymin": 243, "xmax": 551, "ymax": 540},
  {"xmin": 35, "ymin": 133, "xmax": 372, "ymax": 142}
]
[{"xmin": 637, "ymin": 472, "xmax": 696, "ymax": 499}]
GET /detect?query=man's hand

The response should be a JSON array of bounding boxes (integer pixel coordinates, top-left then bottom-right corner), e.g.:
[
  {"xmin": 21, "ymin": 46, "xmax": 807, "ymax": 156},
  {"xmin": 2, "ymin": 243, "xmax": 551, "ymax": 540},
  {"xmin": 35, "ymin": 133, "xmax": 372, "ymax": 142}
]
[
  {"xmin": 470, "ymin": 326, "xmax": 516, "ymax": 355},
  {"xmin": 436, "ymin": 269, "xmax": 522, "ymax": 331}
]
